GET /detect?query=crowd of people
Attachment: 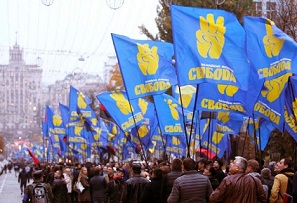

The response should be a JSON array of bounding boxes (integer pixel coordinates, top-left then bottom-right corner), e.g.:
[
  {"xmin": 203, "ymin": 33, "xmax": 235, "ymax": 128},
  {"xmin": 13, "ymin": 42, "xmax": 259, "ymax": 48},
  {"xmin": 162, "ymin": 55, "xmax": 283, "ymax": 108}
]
[{"xmin": 11, "ymin": 156, "xmax": 297, "ymax": 203}]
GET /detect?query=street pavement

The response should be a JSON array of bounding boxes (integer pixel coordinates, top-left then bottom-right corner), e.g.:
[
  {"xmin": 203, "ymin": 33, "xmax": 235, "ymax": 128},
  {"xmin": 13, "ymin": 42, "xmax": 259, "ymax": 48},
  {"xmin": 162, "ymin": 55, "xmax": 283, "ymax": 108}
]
[{"xmin": 0, "ymin": 170, "xmax": 27, "ymax": 203}]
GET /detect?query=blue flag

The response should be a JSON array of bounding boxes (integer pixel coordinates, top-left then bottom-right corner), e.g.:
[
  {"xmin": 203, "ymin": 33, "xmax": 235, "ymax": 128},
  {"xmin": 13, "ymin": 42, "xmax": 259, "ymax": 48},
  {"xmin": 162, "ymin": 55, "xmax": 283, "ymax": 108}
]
[
  {"xmin": 244, "ymin": 17, "xmax": 297, "ymax": 81},
  {"xmin": 165, "ymin": 135, "xmax": 187, "ymax": 157},
  {"xmin": 97, "ymin": 90, "xmax": 144, "ymax": 132},
  {"xmin": 153, "ymin": 94, "xmax": 185, "ymax": 136},
  {"xmin": 46, "ymin": 106, "xmax": 66, "ymax": 136},
  {"xmin": 111, "ymin": 33, "xmax": 177, "ymax": 99},
  {"xmin": 171, "ymin": 5, "xmax": 249, "ymax": 90}
]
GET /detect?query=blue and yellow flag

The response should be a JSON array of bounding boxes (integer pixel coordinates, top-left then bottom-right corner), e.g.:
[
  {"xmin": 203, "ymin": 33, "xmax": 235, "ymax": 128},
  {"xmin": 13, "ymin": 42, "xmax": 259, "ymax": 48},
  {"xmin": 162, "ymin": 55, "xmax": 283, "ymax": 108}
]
[
  {"xmin": 97, "ymin": 90, "xmax": 144, "ymax": 132},
  {"xmin": 153, "ymin": 94, "xmax": 185, "ymax": 136},
  {"xmin": 253, "ymin": 73, "xmax": 290, "ymax": 130},
  {"xmin": 284, "ymin": 76, "xmax": 297, "ymax": 141},
  {"xmin": 171, "ymin": 5, "xmax": 249, "ymax": 90},
  {"xmin": 69, "ymin": 85, "xmax": 98, "ymax": 129},
  {"xmin": 200, "ymin": 118, "xmax": 230, "ymax": 158},
  {"xmin": 244, "ymin": 17, "xmax": 297, "ymax": 81},
  {"xmin": 46, "ymin": 105, "xmax": 66, "ymax": 136},
  {"xmin": 165, "ymin": 135, "xmax": 186, "ymax": 157},
  {"xmin": 196, "ymin": 66, "xmax": 263, "ymax": 116},
  {"xmin": 111, "ymin": 33, "xmax": 177, "ymax": 99}
]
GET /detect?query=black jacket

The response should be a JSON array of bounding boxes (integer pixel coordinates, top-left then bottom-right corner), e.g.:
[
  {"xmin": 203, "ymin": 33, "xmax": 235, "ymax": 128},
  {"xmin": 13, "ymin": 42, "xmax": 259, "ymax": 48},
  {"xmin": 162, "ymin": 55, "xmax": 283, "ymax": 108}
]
[
  {"xmin": 124, "ymin": 174, "xmax": 150, "ymax": 203},
  {"xmin": 18, "ymin": 170, "xmax": 29, "ymax": 184},
  {"xmin": 160, "ymin": 170, "xmax": 183, "ymax": 203},
  {"xmin": 90, "ymin": 175, "xmax": 106, "ymax": 200},
  {"xmin": 105, "ymin": 178, "xmax": 126, "ymax": 203},
  {"xmin": 52, "ymin": 178, "xmax": 68, "ymax": 203},
  {"xmin": 141, "ymin": 177, "xmax": 163, "ymax": 203}
]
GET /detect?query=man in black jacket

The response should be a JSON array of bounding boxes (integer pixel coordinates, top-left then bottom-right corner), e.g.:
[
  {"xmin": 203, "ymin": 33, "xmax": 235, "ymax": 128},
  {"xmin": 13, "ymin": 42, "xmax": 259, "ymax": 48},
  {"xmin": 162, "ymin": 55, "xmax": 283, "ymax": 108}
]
[
  {"xmin": 105, "ymin": 168, "xmax": 126, "ymax": 203},
  {"xmin": 18, "ymin": 167, "xmax": 29, "ymax": 195},
  {"xmin": 52, "ymin": 170, "xmax": 68, "ymax": 203},
  {"xmin": 160, "ymin": 158, "xmax": 183, "ymax": 203},
  {"xmin": 123, "ymin": 164, "xmax": 149, "ymax": 203},
  {"xmin": 141, "ymin": 168, "xmax": 163, "ymax": 203},
  {"xmin": 90, "ymin": 167, "xmax": 106, "ymax": 203}
]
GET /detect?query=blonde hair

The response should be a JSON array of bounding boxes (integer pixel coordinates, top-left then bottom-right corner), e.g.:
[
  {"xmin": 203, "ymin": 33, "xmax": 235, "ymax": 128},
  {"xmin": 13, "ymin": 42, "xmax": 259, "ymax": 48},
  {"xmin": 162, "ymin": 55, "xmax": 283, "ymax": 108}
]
[{"xmin": 78, "ymin": 166, "xmax": 87, "ymax": 182}]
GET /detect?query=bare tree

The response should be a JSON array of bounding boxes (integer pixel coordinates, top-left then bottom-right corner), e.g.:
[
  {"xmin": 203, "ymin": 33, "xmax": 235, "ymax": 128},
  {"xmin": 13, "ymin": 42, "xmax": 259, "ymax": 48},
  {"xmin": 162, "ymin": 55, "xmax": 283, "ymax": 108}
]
[{"xmin": 274, "ymin": 0, "xmax": 297, "ymax": 41}]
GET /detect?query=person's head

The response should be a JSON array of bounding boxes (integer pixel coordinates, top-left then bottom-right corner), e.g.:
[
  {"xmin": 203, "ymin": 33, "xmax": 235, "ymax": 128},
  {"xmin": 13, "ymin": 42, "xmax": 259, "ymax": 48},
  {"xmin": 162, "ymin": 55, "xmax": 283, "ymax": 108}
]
[
  {"xmin": 64, "ymin": 168, "xmax": 71, "ymax": 176},
  {"xmin": 78, "ymin": 166, "xmax": 88, "ymax": 181},
  {"xmin": 116, "ymin": 168, "xmax": 125, "ymax": 179},
  {"xmin": 132, "ymin": 164, "xmax": 142, "ymax": 175},
  {"xmin": 182, "ymin": 158, "xmax": 196, "ymax": 172},
  {"xmin": 203, "ymin": 165, "xmax": 211, "ymax": 176},
  {"xmin": 261, "ymin": 168, "xmax": 271, "ymax": 179},
  {"xmin": 171, "ymin": 158, "xmax": 182, "ymax": 171},
  {"xmin": 93, "ymin": 167, "xmax": 100, "ymax": 176},
  {"xmin": 54, "ymin": 170, "xmax": 62, "ymax": 178},
  {"xmin": 32, "ymin": 170, "xmax": 44, "ymax": 181},
  {"xmin": 275, "ymin": 158, "xmax": 292, "ymax": 173},
  {"xmin": 152, "ymin": 168, "xmax": 163, "ymax": 179},
  {"xmin": 107, "ymin": 166, "xmax": 114, "ymax": 176},
  {"xmin": 246, "ymin": 159, "xmax": 260, "ymax": 173},
  {"xmin": 230, "ymin": 156, "xmax": 248, "ymax": 174},
  {"xmin": 197, "ymin": 158, "xmax": 207, "ymax": 171},
  {"xmin": 213, "ymin": 160, "xmax": 223, "ymax": 170}
]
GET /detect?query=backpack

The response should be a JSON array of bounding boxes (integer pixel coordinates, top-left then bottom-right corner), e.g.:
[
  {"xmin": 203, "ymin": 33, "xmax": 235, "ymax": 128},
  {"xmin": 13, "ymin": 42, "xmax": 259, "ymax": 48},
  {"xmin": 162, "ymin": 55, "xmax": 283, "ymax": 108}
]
[
  {"xmin": 282, "ymin": 174, "xmax": 294, "ymax": 203},
  {"xmin": 286, "ymin": 174, "xmax": 294, "ymax": 196},
  {"xmin": 31, "ymin": 183, "xmax": 49, "ymax": 203}
]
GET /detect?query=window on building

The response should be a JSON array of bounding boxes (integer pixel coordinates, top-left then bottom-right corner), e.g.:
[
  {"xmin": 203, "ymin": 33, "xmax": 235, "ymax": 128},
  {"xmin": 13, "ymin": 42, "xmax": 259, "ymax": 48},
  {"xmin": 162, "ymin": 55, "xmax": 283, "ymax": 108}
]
[
  {"xmin": 267, "ymin": 1, "xmax": 277, "ymax": 20},
  {"xmin": 255, "ymin": 2, "xmax": 262, "ymax": 16}
]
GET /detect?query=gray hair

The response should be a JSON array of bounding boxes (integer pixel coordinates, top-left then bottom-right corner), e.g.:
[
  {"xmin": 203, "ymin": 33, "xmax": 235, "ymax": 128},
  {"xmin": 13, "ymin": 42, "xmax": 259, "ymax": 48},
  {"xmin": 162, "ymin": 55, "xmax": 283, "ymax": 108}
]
[{"xmin": 234, "ymin": 156, "xmax": 248, "ymax": 172}]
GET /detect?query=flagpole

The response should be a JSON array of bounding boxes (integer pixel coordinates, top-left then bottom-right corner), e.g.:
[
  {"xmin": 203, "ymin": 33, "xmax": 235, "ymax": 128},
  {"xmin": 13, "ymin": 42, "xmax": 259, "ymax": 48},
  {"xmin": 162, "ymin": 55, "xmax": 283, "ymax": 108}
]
[
  {"xmin": 252, "ymin": 114, "xmax": 259, "ymax": 161},
  {"xmin": 127, "ymin": 100, "xmax": 150, "ymax": 167},
  {"xmin": 242, "ymin": 118, "xmax": 250, "ymax": 156},
  {"xmin": 176, "ymin": 84, "xmax": 200, "ymax": 158},
  {"xmin": 152, "ymin": 102, "xmax": 167, "ymax": 160},
  {"xmin": 206, "ymin": 112, "xmax": 212, "ymax": 159}
]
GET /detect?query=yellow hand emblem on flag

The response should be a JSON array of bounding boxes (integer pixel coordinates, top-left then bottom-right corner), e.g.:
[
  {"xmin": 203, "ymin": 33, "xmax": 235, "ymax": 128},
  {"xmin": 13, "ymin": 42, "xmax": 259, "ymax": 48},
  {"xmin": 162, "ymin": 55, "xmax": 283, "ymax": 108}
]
[
  {"xmin": 77, "ymin": 92, "xmax": 87, "ymax": 109},
  {"xmin": 172, "ymin": 136, "xmax": 180, "ymax": 145},
  {"xmin": 74, "ymin": 126, "xmax": 83, "ymax": 136},
  {"xmin": 148, "ymin": 141, "xmax": 156, "ymax": 154},
  {"xmin": 91, "ymin": 118, "xmax": 97, "ymax": 126},
  {"xmin": 212, "ymin": 131, "xmax": 224, "ymax": 144},
  {"xmin": 53, "ymin": 115, "xmax": 62, "ymax": 126},
  {"xmin": 110, "ymin": 91, "xmax": 132, "ymax": 115},
  {"xmin": 138, "ymin": 125, "xmax": 149, "ymax": 138},
  {"xmin": 261, "ymin": 73, "xmax": 291, "ymax": 102},
  {"xmin": 138, "ymin": 98, "xmax": 148, "ymax": 115},
  {"xmin": 175, "ymin": 85, "xmax": 196, "ymax": 108},
  {"xmin": 81, "ymin": 143, "xmax": 87, "ymax": 150},
  {"xmin": 165, "ymin": 99, "xmax": 179, "ymax": 120},
  {"xmin": 263, "ymin": 20, "xmax": 284, "ymax": 58},
  {"xmin": 217, "ymin": 112, "xmax": 230, "ymax": 123},
  {"xmin": 217, "ymin": 84, "xmax": 239, "ymax": 96},
  {"xmin": 196, "ymin": 14, "xmax": 226, "ymax": 59},
  {"xmin": 137, "ymin": 43, "xmax": 159, "ymax": 75},
  {"xmin": 108, "ymin": 133, "xmax": 116, "ymax": 141},
  {"xmin": 54, "ymin": 134, "xmax": 59, "ymax": 142},
  {"xmin": 93, "ymin": 133, "xmax": 100, "ymax": 141},
  {"xmin": 111, "ymin": 125, "xmax": 118, "ymax": 135}
]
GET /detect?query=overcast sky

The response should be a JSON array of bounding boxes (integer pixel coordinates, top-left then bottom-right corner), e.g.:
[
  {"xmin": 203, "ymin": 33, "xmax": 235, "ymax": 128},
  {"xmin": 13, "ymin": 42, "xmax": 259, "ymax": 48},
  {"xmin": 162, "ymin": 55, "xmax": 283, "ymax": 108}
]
[{"xmin": 0, "ymin": 0, "xmax": 160, "ymax": 85}]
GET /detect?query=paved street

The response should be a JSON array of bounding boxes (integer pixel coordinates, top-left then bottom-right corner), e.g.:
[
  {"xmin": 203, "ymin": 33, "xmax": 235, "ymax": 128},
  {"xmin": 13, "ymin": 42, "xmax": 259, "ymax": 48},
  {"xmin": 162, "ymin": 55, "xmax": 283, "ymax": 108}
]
[{"xmin": 0, "ymin": 171, "xmax": 26, "ymax": 203}]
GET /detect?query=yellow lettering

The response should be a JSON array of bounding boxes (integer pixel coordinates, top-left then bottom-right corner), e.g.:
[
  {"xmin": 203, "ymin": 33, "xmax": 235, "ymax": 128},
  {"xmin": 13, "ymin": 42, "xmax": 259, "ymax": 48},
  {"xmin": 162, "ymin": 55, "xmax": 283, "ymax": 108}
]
[
  {"xmin": 200, "ymin": 99, "xmax": 244, "ymax": 112},
  {"xmin": 188, "ymin": 67, "xmax": 236, "ymax": 83},
  {"xmin": 257, "ymin": 60, "xmax": 291, "ymax": 78},
  {"xmin": 254, "ymin": 102, "xmax": 280, "ymax": 125},
  {"xmin": 134, "ymin": 80, "xmax": 171, "ymax": 95}
]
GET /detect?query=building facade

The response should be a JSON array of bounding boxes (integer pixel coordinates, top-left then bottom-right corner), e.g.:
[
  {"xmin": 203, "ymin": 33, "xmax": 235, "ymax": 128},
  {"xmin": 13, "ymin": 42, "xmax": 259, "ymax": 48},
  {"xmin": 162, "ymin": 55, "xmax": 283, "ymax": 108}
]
[{"xmin": 0, "ymin": 43, "xmax": 43, "ymax": 130}]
